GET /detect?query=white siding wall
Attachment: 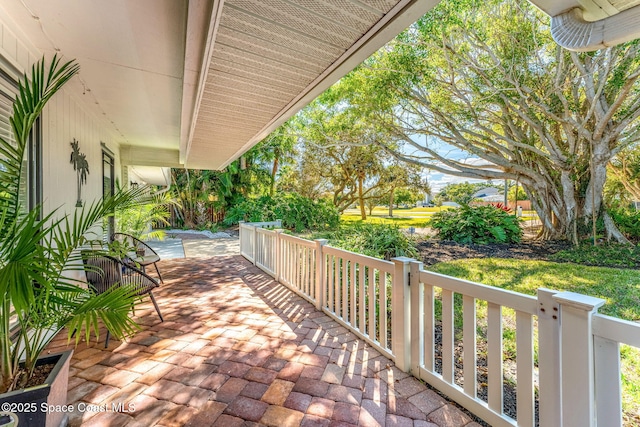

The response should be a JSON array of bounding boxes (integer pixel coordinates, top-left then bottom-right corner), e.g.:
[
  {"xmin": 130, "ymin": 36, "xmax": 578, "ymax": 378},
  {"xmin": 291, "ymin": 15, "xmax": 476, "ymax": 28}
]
[{"xmin": 0, "ymin": 15, "xmax": 121, "ymax": 219}]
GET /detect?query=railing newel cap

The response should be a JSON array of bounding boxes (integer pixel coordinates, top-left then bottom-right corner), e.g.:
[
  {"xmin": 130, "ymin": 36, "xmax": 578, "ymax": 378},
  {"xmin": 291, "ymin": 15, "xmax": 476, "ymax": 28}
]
[
  {"xmin": 391, "ymin": 256, "xmax": 416, "ymax": 264},
  {"xmin": 552, "ymin": 291, "xmax": 606, "ymax": 311}
]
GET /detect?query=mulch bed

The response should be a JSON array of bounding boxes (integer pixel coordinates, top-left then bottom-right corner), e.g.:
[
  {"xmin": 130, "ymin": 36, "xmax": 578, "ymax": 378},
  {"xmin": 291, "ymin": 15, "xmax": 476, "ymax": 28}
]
[{"xmin": 417, "ymin": 239, "xmax": 571, "ymax": 266}]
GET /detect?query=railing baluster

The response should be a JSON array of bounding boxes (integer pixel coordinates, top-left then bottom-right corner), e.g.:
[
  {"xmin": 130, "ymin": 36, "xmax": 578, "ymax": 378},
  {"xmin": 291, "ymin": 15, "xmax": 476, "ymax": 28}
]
[
  {"xmin": 285, "ymin": 240, "xmax": 290, "ymax": 284},
  {"xmin": 342, "ymin": 258, "xmax": 348, "ymax": 320},
  {"xmin": 516, "ymin": 310, "xmax": 534, "ymax": 427},
  {"xmin": 307, "ymin": 247, "xmax": 312, "ymax": 295},
  {"xmin": 487, "ymin": 302, "xmax": 503, "ymax": 413},
  {"xmin": 307, "ymin": 248, "xmax": 311, "ymax": 296},
  {"xmin": 300, "ymin": 244, "xmax": 305, "ymax": 292},
  {"xmin": 368, "ymin": 267, "xmax": 376, "ymax": 340},
  {"xmin": 298, "ymin": 244, "xmax": 302, "ymax": 291},
  {"xmin": 294, "ymin": 243, "xmax": 302, "ymax": 289},
  {"xmin": 328, "ymin": 255, "xmax": 335, "ymax": 312},
  {"xmin": 350, "ymin": 259, "xmax": 356, "ymax": 326},
  {"xmin": 335, "ymin": 257, "xmax": 341, "ymax": 315},
  {"xmin": 380, "ymin": 271, "xmax": 388, "ymax": 350},
  {"xmin": 359, "ymin": 264, "xmax": 365, "ymax": 331},
  {"xmin": 463, "ymin": 295, "xmax": 476, "ymax": 397},
  {"xmin": 424, "ymin": 283, "xmax": 435, "ymax": 372},
  {"xmin": 442, "ymin": 289, "xmax": 454, "ymax": 383}
]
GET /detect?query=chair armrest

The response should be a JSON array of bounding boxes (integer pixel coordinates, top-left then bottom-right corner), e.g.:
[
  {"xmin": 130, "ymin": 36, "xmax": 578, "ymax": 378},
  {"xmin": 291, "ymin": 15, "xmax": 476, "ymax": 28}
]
[
  {"xmin": 120, "ymin": 261, "xmax": 160, "ymax": 295},
  {"xmin": 114, "ymin": 232, "xmax": 160, "ymax": 258}
]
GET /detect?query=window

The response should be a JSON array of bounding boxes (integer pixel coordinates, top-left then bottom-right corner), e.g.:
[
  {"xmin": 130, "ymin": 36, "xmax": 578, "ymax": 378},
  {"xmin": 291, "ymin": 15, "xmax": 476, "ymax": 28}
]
[
  {"xmin": 102, "ymin": 149, "xmax": 115, "ymax": 237},
  {"xmin": 0, "ymin": 69, "xmax": 41, "ymax": 214}
]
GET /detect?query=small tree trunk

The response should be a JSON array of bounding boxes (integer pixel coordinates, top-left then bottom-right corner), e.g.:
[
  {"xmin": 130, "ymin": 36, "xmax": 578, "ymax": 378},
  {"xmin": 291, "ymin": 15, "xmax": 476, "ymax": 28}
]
[
  {"xmin": 270, "ymin": 156, "xmax": 279, "ymax": 197},
  {"xmin": 358, "ymin": 176, "xmax": 367, "ymax": 220},
  {"xmin": 388, "ymin": 187, "xmax": 395, "ymax": 217}
]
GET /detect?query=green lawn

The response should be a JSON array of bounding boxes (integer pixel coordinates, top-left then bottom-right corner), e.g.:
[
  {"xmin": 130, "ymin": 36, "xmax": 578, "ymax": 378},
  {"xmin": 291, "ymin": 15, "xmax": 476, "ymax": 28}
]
[
  {"xmin": 429, "ymin": 258, "xmax": 640, "ymax": 421},
  {"xmin": 341, "ymin": 206, "xmax": 540, "ymax": 228},
  {"xmin": 340, "ymin": 213, "xmax": 432, "ymax": 228}
]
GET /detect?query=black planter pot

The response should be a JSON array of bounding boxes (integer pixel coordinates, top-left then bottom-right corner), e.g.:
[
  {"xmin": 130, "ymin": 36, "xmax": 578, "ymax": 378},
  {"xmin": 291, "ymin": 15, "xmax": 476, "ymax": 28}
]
[{"xmin": 0, "ymin": 350, "xmax": 73, "ymax": 427}]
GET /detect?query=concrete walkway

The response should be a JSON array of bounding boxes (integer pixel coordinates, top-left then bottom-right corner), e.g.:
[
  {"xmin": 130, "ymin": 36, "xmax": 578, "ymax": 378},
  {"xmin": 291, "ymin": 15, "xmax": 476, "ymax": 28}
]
[
  {"xmin": 145, "ymin": 233, "xmax": 240, "ymax": 260},
  {"xmin": 48, "ymin": 256, "xmax": 480, "ymax": 427}
]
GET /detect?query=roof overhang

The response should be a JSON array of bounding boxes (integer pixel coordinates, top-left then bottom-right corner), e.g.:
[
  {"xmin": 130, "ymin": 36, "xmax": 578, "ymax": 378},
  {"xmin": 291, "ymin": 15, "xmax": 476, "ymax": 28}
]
[
  {"xmin": 182, "ymin": 0, "xmax": 440, "ymax": 170},
  {"xmin": 128, "ymin": 166, "xmax": 172, "ymax": 187}
]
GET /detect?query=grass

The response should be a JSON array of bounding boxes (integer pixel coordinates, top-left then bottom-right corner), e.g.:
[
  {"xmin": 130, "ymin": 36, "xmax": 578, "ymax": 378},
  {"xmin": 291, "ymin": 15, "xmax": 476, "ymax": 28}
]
[
  {"xmin": 341, "ymin": 206, "xmax": 540, "ymax": 229},
  {"xmin": 550, "ymin": 244, "xmax": 640, "ymax": 269},
  {"xmin": 429, "ymin": 258, "xmax": 640, "ymax": 421},
  {"xmin": 340, "ymin": 214, "xmax": 432, "ymax": 228}
]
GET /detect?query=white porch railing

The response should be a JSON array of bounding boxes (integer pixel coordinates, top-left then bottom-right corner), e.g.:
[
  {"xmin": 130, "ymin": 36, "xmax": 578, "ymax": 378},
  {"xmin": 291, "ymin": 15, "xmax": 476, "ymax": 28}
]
[
  {"xmin": 239, "ymin": 221, "xmax": 640, "ymax": 427},
  {"xmin": 239, "ymin": 220, "xmax": 281, "ymax": 264}
]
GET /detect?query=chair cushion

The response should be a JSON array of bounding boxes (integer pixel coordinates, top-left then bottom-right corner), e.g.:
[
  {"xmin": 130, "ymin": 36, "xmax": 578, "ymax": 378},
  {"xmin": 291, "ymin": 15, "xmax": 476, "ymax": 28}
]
[{"xmin": 134, "ymin": 254, "xmax": 160, "ymax": 266}]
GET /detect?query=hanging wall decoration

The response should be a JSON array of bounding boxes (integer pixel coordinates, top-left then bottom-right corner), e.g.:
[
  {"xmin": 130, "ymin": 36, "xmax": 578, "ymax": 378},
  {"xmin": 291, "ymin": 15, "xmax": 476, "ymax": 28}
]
[{"xmin": 70, "ymin": 138, "xmax": 89, "ymax": 207}]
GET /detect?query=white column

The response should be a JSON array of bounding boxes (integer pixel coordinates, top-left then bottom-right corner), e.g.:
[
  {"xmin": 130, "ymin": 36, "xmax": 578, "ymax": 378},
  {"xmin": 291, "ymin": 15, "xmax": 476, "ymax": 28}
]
[
  {"xmin": 314, "ymin": 239, "xmax": 328, "ymax": 310},
  {"xmin": 537, "ymin": 288, "xmax": 562, "ymax": 427},
  {"xmin": 409, "ymin": 260, "xmax": 424, "ymax": 374},
  {"xmin": 274, "ymin": 229, "xmax": 284, "ymax": 282},
  {"xmin": 553, "ymin": 291, "xmax": 605, "ymax": 427},
  {"xmin": 391, "ymin": 257, "xmax": 414, "ymax": 373}
]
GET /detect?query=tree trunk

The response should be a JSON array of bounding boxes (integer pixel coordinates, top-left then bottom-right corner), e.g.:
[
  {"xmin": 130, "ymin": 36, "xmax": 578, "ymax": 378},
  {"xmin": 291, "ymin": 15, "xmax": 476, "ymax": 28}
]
[
  {"xmin": 388, "ymin": 187, "xmax": 395, "ymax": 217},
  {"xmin": 358, "ymin": 176, "xmax": 367, "ymax": 220},
  {"xmin": 522, "ymin": 150, "xmax": 629, "ymax": 244},
  {"xmin": 270, "ymin": 156, "xmax": 279, "ymax": 197}
]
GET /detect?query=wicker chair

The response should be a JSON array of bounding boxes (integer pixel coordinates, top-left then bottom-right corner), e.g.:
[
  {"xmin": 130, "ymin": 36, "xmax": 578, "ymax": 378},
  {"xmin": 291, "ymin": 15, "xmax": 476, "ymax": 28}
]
[
  {"xmin": 83, "ymin": 252, "xmax": 164, "ymax": 347},
  {"xmin": 111, "ymin": 232, "xmax": 164, "ymax": 283}
]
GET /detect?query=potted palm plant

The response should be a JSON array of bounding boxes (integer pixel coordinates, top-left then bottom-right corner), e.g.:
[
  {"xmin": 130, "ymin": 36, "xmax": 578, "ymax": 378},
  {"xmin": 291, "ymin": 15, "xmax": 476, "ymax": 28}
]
[{"xmin": 0, "ymin": 57, "xmax": 143, "ymax": 426}]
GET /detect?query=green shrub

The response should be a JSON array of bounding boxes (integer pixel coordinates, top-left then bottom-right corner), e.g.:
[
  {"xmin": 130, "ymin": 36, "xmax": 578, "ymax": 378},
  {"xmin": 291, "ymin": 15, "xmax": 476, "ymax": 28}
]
[
  {"xmin": 323, "ymin": 222, "xmax": 418, "ymax": 260},
  {"xmin": 115, "ymin": 189, "xmax": 179, "ymax": 239},
  {"xmin": 609, "ymin": 207, "xmax": 640, "ymax": 240},
  {"xmin": 225, "ymin": 193, "xmax": 340, "ymax": 232},
  {"xmin": 550, "ymin": 244, "xmax": 640, "ymax": 268},
  {"xmin": 430, "ymin": 205, "xmax": 522, "ymax": 244}
]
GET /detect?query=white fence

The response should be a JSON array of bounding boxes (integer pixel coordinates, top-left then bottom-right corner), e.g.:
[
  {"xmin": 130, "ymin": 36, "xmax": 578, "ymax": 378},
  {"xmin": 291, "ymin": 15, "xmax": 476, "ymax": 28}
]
[{"xmin": 239, "ymin": 221, "xmax": 640, "ymax": 427}]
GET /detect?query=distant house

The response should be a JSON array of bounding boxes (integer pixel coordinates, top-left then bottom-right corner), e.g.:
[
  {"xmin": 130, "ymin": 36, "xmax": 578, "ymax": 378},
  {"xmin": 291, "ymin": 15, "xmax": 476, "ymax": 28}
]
[{"xmin": 472, "ymin": 187, "xmax": 501, "ymax": 198}]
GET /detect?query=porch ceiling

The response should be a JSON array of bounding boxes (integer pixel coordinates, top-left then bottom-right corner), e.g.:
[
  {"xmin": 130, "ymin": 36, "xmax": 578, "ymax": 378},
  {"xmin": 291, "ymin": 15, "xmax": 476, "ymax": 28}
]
[{"xmin": 183, "ymin": 0, "xmax": 439, "ymax": 170}]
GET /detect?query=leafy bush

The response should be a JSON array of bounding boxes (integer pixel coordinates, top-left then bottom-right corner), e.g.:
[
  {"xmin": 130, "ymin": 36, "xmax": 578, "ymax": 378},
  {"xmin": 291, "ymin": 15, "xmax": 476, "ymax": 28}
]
[
  {"xmin": 609, "ymin": 207, "xmax": 640, "ymax": 241},
  {"xmin": 225, "ymin": 193, "xmax": 339, "ymax": 232},
  {"xmin": 430, "ymin": 205, "xmax": 522, "ymax": 244},
  {"xmin": 320, "ymin": 222, "xmax": 419, "ymax": 260},
  {"xmin": 550, "ymin": 244, "xmax": 640, "ymax": 268},
  {"xmin": 115, "ymin": 189, "xmax": 179, "ymax": 239}
]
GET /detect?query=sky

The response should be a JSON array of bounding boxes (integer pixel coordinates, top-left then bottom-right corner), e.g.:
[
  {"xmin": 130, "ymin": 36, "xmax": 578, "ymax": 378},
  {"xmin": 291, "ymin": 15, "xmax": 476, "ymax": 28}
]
[
  {"xmin": 404, "ymin": 136, "xmax": 490, "ymax": 194},
  {"xmin": 427, "ymin": 170, "xmax": 485, "ymax": 193}
]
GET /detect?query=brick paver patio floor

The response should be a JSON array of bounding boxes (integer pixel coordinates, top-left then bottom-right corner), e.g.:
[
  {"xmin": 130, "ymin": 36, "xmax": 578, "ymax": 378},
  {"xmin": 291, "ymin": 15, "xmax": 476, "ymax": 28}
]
[{"xmin": 47, "ymin": 255, "xmax": 482, "ymax": 427}]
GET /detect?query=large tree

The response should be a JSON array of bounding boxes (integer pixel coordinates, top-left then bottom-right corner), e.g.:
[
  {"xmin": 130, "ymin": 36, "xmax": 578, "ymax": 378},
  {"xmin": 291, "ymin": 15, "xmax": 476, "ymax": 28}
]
[
  {"xmin": 254, "ymin": 121, "xmax": 297, "ymax": 196},
  {"xmin": 332, "ymin": 0, "xmax": 640, "ymax": 243},
  {"xmin": 609, "ymin": 144, "xmax": 640, "ymax": 202},
  {"xmin": 295, "ymin": 94, "xmax": 403, "ymax": 219}
]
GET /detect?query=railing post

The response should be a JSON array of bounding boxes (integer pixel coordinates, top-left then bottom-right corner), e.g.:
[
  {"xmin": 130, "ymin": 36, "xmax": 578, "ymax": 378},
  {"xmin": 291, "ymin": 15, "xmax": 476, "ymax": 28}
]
[
  {"xmin": 409, "ymin": 260, "xmax": 424, "ymax": 374},
  {"xmin": 314, "ymin": 239, "xmax": 327, "ymax": 310},
  {"xmin": 274, "ymin": 229, "xmax": 284, "ymax": 282},
  {"xmin": 553, "ymin": 291, "xmax": 605, "ymax": 427},
  {"xmin": 537, "ymin": 288, "xmax": 562, "ymax": 427},
  {"xmin": 391, "ymin": 257, "xmax": 414, "ymax": 373},
  {"xmin": 251, "ymin": 225, "xmax": 257, "ymax": 265}
]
